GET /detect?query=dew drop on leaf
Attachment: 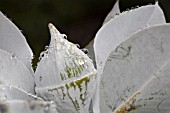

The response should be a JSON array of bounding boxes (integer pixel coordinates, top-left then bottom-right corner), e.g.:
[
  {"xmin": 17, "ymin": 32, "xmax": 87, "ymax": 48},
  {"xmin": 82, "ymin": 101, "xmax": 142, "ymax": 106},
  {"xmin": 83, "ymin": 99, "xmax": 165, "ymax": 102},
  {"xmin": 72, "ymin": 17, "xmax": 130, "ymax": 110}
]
[
  {"xmin": 11, "ymin": 53, "xmax": 16, "ymax": 60},
  {"xmin": 81, "ymin": 48, "xmax": 89, "ymax": 54},
  {"xmin": 78, "ymin": 59, "xmax": 85, "ymax": 65},
  {"xmin": 43, "ymin": 104, "xmax": 50, "ymax": 111},
  {"xmin": 0, "ymin": 95, "xmax": 7, "ymax": 101},
  {"xmin": 62, "ymin": 34, "xmax": 67, "ymax": 39},
  {"xmin": 75, "ymin": 44, "xmax": 80, "ymax": 48},
  {"xmin": 1, "ymin": 87, "xmax": 5, "ymax": 91}
]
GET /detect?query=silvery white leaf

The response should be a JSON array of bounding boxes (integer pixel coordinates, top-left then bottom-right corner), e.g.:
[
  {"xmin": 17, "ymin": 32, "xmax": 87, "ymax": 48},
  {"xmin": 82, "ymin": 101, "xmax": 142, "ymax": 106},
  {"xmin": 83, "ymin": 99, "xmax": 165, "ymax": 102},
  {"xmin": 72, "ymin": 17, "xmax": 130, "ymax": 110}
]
[
  {"xmin": 103, "ymin": 0, "xmax": 120, "ymax": 24},
  {"xmin": 94, "ymin": 2, "xmax": 166, "ymax": 73},
  {"xmin": 85, "ymin": 0, "xmax": 120, "ymax": 68},
  {"xmin": 92, "ymin": 3, "xmax": 166, "ymax": 113},
  {"xmin": 35, "ymin": 23, "xmax": 97, "ymax": 113},
  {"xmin": 100, "ymin": 24, "xmax": 170, "ymax": 113},
  {"xmin": 0, "ymin": 49, "xmax": 34, "ymax": 94},
  {"xmin": 36, "ymin": 72, "xmax": 96, "ymax": 113},
  {"xmin": 0, "ymin": 100, "xmax": 59, "ymax": 113},
  {"xmin": 0, "ymin": 12, "xmax": 33, "ymax": 74},
  {"xmin": 0, "ymin": 85, "xmax": 42, "ymax": 101}
]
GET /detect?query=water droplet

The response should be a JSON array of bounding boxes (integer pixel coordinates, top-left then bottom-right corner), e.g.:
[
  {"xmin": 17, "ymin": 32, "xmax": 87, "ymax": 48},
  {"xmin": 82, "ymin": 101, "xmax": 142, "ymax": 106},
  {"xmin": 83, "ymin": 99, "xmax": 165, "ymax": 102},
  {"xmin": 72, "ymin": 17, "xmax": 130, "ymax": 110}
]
[
  {"xmin": 131, "ymin": 7, "xmax": 134, "ymax": 10},
  {"xmin": 45, "ymin": 46, "xmax": 49, "ymax": 50},
  {"xmin": 44, "ymin": 104, "xmax": 50, "ymax": 111},
  {"xmin": 11, "ymin": 53, "xmax": 16, "ymax": 59},
  {"xmin": 62, "ymin": 34, "xmax": 67, "ymax": 39},
  {"xmin": 39, "ymin": 51, "xmax": 47, "ymax": 60},
  {"xmin": 0, "ymin": 95, "xmax": 7, "ymax": 101},
  {"xmin": 75, "ymin": 44, "xmax": 80, "ymax": 48},
  {"xmin": 39, "ymin": 48, "xmax": 50, "ymax": 60},
  {"xmin": 99, "ymin": 62, "xmax": 103, "ymax": 69},
  {"xmin": 66, "ymin": 44, "xmax": 71, "ymax": 49},
  {"xmin": 81, "ymin": 48, "xmax": 88, "ymax": 54},
  {"xmin": 78, "ymin": 59, "xmax": 85, "ymax": 65},
  {"xmin": 56, "ymin": 44, "xmax": 62, "ymax": 50},
  {"xmin": 60, "ymin": 38, "xmax": 64, "ymax": 43},
  {"xmin": 39, "ymin": 76, "xmax": 42, "ymax": 82},
  {"xmin": 9, "ymin": 85, "xmax": 12, "ymax": 90},
  {"xmin": 155, "ymin": 1, "xmax": 159, "ymax": 5},
  {"xmin": 88, "ymin": 55, "xmax": 91, "ymax": 59},
  {"xmin": 70, "ymin": 50, "xmax": 75, "ymax": 54},
  {"xmin": 1, "ymin": 87, "xmax": 5, "ymax": 91},
  {"xmin": 20, "ymin": 30, "xmax": 23, "ymax": 33},
  {"xmin": 135, "ymin": 5, "xmax": 139, "ymax": 8},
  {"xmin": 126, "ymin": 8, "xmax": 130, "ymax": 11},
  {"xmin": 50, "ymin": 101, "xmax": 55, "ymax": 104}
]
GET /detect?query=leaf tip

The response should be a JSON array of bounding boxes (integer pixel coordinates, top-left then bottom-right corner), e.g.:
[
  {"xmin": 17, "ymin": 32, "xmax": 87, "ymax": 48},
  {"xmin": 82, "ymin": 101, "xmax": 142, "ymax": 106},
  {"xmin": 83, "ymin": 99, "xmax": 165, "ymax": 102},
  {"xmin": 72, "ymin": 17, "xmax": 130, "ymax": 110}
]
[{"xmin": 48, "ymin": 23, "xmax": 59, "ymax": 33}]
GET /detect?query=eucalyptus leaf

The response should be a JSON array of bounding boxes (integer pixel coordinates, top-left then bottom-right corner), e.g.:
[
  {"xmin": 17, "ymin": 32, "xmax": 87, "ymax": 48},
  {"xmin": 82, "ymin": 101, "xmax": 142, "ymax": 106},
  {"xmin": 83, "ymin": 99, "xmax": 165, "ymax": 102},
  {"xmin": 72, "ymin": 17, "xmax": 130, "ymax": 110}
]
[
  {"xmin": 36, "ymin": 72, "xmax": 97, "ymax": 113},
  {"xmin": 94, "ymin": 2, "xmax": 166, "ymax": 72},
  {"xmin": 92, "ymin": 3, "xmax": 166, "ymax": 113},
  {"xmin": 0, "ymin": 12, "xmax": 34, "ymax": 74},
  {"xmin": 35, "ymin": 23, "xmax": 97, "ymax": 113},
  {"xmin": 0, "ymin": 100, "xmax": 59, "ymax": 113},
  {"xmin": 100, "ymin": 24, "xmax": 170, "ymax": 113},
  {"xmin": 0, "ymin": 49, "xmax": 34, "ymax": 94},
  {"xmin": 0, "ymin": 85, "xmax": 42, "ymax": 101}
]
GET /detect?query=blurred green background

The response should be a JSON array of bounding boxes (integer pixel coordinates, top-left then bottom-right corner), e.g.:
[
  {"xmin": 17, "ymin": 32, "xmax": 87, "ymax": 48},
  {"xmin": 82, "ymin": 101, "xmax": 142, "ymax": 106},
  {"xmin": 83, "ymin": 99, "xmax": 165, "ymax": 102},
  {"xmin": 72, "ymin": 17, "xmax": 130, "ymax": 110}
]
[{"xmin": 0, "ymin": 0, "xmax": 170, "ymax": 65}]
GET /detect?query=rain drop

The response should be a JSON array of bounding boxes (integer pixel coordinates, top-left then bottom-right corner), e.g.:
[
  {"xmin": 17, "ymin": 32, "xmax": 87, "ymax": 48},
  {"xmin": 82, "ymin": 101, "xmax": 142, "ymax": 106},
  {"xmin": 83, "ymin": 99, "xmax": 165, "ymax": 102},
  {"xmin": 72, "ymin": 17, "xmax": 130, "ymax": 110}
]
[
  {"xmin": 11, "ymin": 53, "xmax": 16, "ymax": 59},
  {"xmin": 45, "ymin": 45, "xmax": 49, "ymax": 50},
  {"xmin": 62, "ymin": 34, "xmax": 67, "ymax": 39},
  {"xmin": 116, "ymin": 13, "xmax": 119, "ymax": 15},
  {"xmin": 56, "ymin": 44, "xmax": 62, "ymax": 50},
  {"xmin": 39, "ymin": 76, "xmax": 42, "ymax": 82},
  {"xmin": 82, "ymin": 48, "xmax": 89, "ymax": 54},
  {"xmin": 99, "ymin": 61, "xmax": 103, "ymax": 69},
  {"xmin": 78, "ymin": 59, "xmax": 85, "ymax": 65},
  {"xmin": 44, "ymin": 104, "xmax": 50, "ymax": 112},
  {"xmin": 1, "ymin": 87, "xmax": 5, "ymax": 91},
  {"xmin": 70, "ymin": 50, "xmax": 75, "ymax": 54},
  {"xmin": 66, "ymin": 44, "xmax": 71, "ymax": 49},
  {"xmin": 126, "ymin": 8, "xmax": 130, "ymax": 11},
  {"xmin": 60, "ymin": 38, "xmax": 64, "ymax": 43},
  {"xmin": 40, "ymin": 52, "xmax": 45, "ymax": 60},
  {"xmin": 9, "ymin": 85, "xmax": 12, "ymax": 90},
  {"xmin": 131, "ymin": 7, "xmax": 134, "ymax": 10},
  {"xmin": 0, "ymin": 95, "xmax": 7, "ymax": 101},
  {"xmin": 20, "ymin": 30, "xmax": 23, "ymax": 33},
  {"xmin": 50, "ymin": 101, "xmax": 55, "ymax": 104},
  {"xmin": 75, "ymin": 44, "xmax": 80, "ymax": 48},
  {"xmin": 135, "ymin": 5, "xmax": 139, "ymax": 8}
]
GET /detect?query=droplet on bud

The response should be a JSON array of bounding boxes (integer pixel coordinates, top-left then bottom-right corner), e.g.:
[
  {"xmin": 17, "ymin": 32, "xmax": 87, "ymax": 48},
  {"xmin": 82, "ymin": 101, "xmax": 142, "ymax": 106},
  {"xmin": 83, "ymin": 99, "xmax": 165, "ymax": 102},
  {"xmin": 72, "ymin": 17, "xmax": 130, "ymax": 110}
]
[
  {"xmin": 81, "ymin": 48, "xmax": 88, "ymax": 54},
  {"xmin": 62, "ymin": 34, "xmax": 67, "ymax": 39},
  {"xmin": 75, "ymin": 44, "xmax": 80, "ymax": 48}
]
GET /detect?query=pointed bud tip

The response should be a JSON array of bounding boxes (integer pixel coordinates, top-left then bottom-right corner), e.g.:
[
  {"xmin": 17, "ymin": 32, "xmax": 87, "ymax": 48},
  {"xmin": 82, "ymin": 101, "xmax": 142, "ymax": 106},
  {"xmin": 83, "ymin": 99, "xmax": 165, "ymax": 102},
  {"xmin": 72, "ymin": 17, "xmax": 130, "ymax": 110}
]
[
  {"xmin": 48, "ymin": 23, "xmax": 59, "ymax": 33},
  {"xmin": 48, "ymin": 23, "xmax": 55, "ymax": 29}
]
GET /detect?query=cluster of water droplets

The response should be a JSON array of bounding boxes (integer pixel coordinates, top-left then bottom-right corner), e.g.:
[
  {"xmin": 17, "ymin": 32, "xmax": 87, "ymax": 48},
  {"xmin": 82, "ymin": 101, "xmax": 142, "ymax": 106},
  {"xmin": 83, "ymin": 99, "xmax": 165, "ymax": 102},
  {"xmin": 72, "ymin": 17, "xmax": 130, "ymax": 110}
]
[
  {"xmin": 0, "ymin": 86, "xmax": 7, "ymax": 101},
  {"xmin": 39, "ymin": 46, "xmax": 51, "ymax": 60}
]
